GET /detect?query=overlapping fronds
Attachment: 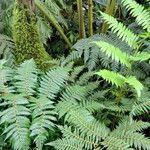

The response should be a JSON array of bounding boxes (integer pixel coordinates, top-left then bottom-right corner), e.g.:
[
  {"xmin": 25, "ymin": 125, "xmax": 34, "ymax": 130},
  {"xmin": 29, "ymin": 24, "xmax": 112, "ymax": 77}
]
[
  {"xmin": 100, "ymin": 12, "xmax": 139, "ymax": 48},
  {"xmin": 122, "ymin": 0, "xmax": 150, "ymax": 32}
]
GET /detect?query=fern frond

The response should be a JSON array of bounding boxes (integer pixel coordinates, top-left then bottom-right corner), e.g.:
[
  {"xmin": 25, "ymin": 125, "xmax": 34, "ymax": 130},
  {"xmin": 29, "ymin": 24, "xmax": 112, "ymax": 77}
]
[
  {"xmin": 125, "ymin": 76, "xmax": 143, "ymax": 97},
  {"xmin": 56, "ymin": 100, "xmax": 109, "ymax": 141},
  {"xmin": 130, "ymin": 52, "xmax": 150, "ymax": 62},
  {"xmin": 81, "ymin": 100, "xmax": 105, "ymax": 113},
  {"xmin": 100, "ymin": 12, "xmax": 139, "ymax": 48},
  {"xmin": 124, "ymin": 132, "xmax": 150, "ymax": 150},
  {"xmin": 47, "ymin": 138, "xmax": 83, "ymax": 150},
  {"xmin": 0, "ymin": 60, "xmax": 14, "ymax": 94},
  {"xmin": 131, "ymin": 100, "xmax": 150, "ymax": 116},
  {"xmin": 39, "ymin": 66, "xmax": 70, "ymax": 99},
  {"xmin": 101, "ymin": 136, "xmax": 131, "ymax": 150},
  {"xmin": 0, "ymin": 94, "xmax": 30, "ymax": 150},
  {"xmin": 95, "ymin": 69, "xmax": 126, "ymax": 87},
  {"xmin": 122, "ymin": 0, "xmax": 150, "ymax": 32},
  {"xmin": 109, "ymin": 118, "xmax": 150, "ymax": 150},
  {"xmin": 58, "ymin": 125, "xmax": 96, "ymax": 150},
  {"xmin": 93, "ymin": 41, "xmax": 131, "ymax": 67},
  {"xmin": 30, "ymin": 96, "xmax": 57, "ymax": 150},
  {"xmin": 96, "ymin": 70, "xmax": 143, "ymax": 97},
  {"xmin": 14, "ymin": 59, "xmax": 37, "ymax": 96}
]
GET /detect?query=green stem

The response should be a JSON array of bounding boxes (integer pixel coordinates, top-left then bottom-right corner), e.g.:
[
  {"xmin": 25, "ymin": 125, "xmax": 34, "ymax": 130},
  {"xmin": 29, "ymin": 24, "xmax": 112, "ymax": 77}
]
[
  {"xmin": 88, "ymin": 0, "xmax": 93, "ymax": 36},
  {"xmin": 35, "ymin": 0, "xmax": 72, "ymax": 48},
  {"xmin": 101, "ymin": 0, "xmax": 116, "ymax": 33},
  {"xmin": 77, "ymin": 0, "xmax": 85, "ymax": 38}
]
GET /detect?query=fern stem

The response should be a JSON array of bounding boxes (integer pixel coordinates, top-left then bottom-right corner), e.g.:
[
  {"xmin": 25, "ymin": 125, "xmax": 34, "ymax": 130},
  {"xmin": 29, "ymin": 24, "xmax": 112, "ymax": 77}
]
[
  {"xmin": 88, "ymin": 0, "xmax": 93, "ymax": 36},
  {"xmin": 77, "ymin": 0, "xmax": 85, "ymax": 38},
  {"xmin": 35, "ymin": 0, "xmax": 72, "ymax": 48},
  {"xmin": 101, "ymin": 0, "xmax": 116, "ymax": 33}
]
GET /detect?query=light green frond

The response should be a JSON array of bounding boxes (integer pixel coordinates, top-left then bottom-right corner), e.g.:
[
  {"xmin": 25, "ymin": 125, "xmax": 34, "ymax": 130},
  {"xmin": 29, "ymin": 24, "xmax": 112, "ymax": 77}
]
[
  {"xmin": 122, "ymin": 0, "xmax": 150, "ymax": 32},
  {"xmin": 0, "ymin": 94, "xmax": 30, "ymax": 150},
  {"xmin": 100, "ymin": 12, "xmax": 139, "ymax": 48},
  {"xmin": 95, "ymin": 69, "xmax": 126, "ymax": 87},
  {"xmin": 130, "ymin": 52, "xmax": 150, "ymax": 62},
  {"xmin": 125, "ymin": 76, "xmax": 143, "ymax": 97},
  {"xmin": 93, "ymin": 41, "xmax": 131, "ymax": 67},
  {"xmin": 14, "ymin": 59, "xmax": 37, "ymax": 96},
  {"xmin": 29, "ymin": 96, "xmax": 57, "ymax": 150},
  {"xmin": 96, "ymin": 69, "xmax": 143, "ymax": 97}
]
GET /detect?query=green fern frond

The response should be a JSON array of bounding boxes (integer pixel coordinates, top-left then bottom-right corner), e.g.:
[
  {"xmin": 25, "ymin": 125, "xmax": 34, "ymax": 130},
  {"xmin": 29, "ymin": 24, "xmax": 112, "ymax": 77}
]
[
  {"xmin": 0, "ymin": 94, "xmax": 30, "ymax": 150},
  {"xmin": 130, "ymin": 52, "xmax": 150, "ymax": 62},
  {"xmin": 122, "ymin": 0, "xmax": 150, "ymax": 32},
  {"xmin": 100, "ymin": 12, "xmax": 139, "ymax": 48},
  {"xmin": 95, "ymin": 69, "xmax": 126, "ymax": 87},
  {"xmin": 125, "ymin": 76, "xmax": 143, "ymax": 97},
  {"xmin": 96, "ymin": 70, "xmax": 143, "ymax": 97},
  {"xmin": 56, "ymin": 99, "xmax": 109, "ymax": 140},
  {"xmin": 39, "ymin": 66, "xmax": 70, "ymax": 99},
  {"xmin": 81, "ymin": 100, "xmax": 105, "ymax": 113},
  {"xmin": 131, "ymin": 100, "xmax": 150, "ymax": 116},
  {"xmin": 58, "ymin": 125, "xmax": 96, "ymax": 150},
  {"xmin": 101, "ymin": 136, "xmax": 132, "ymax": 150},
  {"xmin": 124, "ymin": 132, "xmax": 150, "ymax": 150},
  {"xmin": 14, "ymin": 59, "xmax": 37, "ymax": 96},
  {"xmin": 29, "ymin": 96, "xmax": 57, "ymax": 150},
  {"xmin": 0, "ymin": 60, "xmax": 14, "ymax": 94},
  {"xmin": 93, "ymin": 41, "xmax": 131, "ymax": 67},
  {"xmin": 47, "ymin": 138, "xmax": 83, "ymax": 150}
]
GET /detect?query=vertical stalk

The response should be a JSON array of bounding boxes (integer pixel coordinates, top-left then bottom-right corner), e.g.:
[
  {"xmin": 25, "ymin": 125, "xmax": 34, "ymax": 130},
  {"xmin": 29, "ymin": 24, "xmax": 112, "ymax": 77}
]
[
  {"xmin": 77, "ymin": 0, "xmax": 85, "ymax": 39},
  {"xmin": 35, "ymin": 0, "xmax": 72, "ymax": 48},
  {"xmin": 88, "ymin": 0, "xmax": 93, "ymax": 36},
  {"xmin": 101, "ymin": 0, "xmax": 116, "ymax": 33}
]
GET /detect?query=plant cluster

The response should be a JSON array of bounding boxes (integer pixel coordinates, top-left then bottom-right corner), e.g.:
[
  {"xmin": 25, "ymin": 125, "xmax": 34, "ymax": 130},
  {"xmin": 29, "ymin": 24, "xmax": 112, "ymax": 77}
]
[{"xmin": 0, "ymin": 0, "xmax": 150, "ymax": 150}]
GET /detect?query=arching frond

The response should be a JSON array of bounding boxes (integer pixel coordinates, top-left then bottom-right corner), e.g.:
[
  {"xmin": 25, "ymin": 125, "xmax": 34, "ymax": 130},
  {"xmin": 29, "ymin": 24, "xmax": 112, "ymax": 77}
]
[
  {"xmin": 93, "ymin": 41, "xmax": 131, "ymax": 68},
  {"xmin": 96, "ymin": 69, "xmax": 143, "ymax": 97},
  {"xmin": 100, "ymin": 12, "xmax": 139, "ymax": 48},
  {"xmin": 95, "ymin": 69, "xmax": 126, "ymax": 87},
  {"xmin": 122, "ymin": 0, "xmax": 150, "ymax": 32}
]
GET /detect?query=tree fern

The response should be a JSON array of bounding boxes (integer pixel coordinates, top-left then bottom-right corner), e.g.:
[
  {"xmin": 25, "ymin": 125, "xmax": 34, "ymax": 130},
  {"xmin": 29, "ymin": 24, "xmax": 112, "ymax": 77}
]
[{"xmin": 122, "ymin": 0, "xmax": 150, "ymax": 32}]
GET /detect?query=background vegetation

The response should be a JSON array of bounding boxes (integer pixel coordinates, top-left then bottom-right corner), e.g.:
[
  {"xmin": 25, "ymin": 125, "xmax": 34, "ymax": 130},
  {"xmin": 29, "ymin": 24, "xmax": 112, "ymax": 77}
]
[{"xmin": 0, "ymin": 0, "xmax": 150, "ymax": 150}]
